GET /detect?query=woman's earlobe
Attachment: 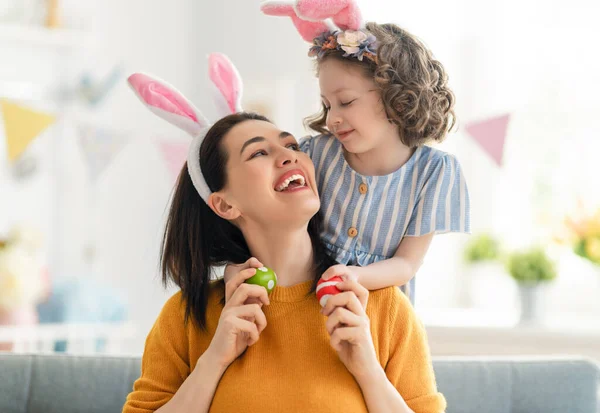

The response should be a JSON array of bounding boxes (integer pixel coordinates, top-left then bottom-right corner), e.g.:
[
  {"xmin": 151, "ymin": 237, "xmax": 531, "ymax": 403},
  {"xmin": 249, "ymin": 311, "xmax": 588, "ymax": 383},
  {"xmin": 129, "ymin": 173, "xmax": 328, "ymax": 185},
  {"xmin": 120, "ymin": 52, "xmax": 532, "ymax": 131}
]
[{"xmin": 208, "ymin": 192, "xmax": 241, "ymax": 220}]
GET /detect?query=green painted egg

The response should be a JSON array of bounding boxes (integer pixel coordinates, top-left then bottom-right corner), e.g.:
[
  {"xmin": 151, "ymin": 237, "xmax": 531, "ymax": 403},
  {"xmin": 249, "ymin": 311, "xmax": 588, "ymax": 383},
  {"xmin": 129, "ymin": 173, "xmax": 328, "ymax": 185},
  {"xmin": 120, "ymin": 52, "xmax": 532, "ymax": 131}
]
[{"xmin": 245, "ymin": 266, "xmax": 277, "ymax": 294}]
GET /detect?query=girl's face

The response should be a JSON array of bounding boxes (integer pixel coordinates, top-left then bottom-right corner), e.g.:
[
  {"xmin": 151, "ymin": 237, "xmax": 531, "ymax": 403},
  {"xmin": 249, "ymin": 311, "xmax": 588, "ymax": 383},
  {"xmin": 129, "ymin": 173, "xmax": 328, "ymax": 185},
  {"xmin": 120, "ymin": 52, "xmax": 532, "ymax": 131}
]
[
  {"xmin": 216, "ymin": 120, "xmax": 320, "ymax": 227},
  {"xmin": 319, "ymin": 58, "xmax": 399, "ymax": 154}
]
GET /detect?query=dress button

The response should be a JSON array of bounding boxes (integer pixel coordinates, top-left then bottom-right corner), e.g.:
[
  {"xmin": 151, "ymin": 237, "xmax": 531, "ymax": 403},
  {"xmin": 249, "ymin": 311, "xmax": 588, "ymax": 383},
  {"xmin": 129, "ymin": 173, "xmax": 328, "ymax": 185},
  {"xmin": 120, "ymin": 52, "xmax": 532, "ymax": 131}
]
[
  {"xmin": 347, "ymin": 227, "xmax": 358, "ymax": 238},
  {"xmin": 359, "ymin": 183, "xmax": 368, "ymax": 194}
]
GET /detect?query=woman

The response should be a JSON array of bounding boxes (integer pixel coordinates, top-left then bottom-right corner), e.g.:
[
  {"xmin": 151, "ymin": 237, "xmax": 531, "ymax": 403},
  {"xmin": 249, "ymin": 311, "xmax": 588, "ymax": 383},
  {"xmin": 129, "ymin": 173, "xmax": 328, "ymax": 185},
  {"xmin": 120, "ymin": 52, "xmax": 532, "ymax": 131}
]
[{"xmin": 122, "ymin": 113, "xmax": 446, "ymax": 413}]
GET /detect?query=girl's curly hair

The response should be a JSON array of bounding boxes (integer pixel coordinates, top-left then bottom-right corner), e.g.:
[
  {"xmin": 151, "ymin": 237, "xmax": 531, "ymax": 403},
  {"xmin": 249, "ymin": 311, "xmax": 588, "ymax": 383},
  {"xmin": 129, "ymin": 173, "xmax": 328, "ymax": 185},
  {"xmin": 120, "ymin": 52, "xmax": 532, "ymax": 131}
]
[{"xmin": 305, "ymin": 22, "xmax": 456, "ymax": 147}]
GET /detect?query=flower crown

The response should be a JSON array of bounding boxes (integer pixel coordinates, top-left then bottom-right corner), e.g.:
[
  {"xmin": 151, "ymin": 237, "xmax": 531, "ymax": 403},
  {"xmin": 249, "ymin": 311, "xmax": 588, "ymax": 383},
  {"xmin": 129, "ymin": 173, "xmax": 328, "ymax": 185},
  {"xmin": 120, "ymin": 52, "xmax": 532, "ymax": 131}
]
[{"xmin": 309, "ymin": 29, "xmax": 378, "ymax": 63}]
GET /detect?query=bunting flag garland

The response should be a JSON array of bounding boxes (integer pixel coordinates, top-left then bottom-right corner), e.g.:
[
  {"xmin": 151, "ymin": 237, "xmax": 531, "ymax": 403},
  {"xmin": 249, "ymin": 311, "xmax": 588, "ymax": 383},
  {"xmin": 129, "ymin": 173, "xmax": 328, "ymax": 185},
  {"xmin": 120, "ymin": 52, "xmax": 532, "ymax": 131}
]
[
  {"xmin": 465, "ymin": 114, "xmax": 510, "ymax": 167},
  {"xmin": 1, "ymin": 99, "xmax": 56, "ymax": 162}
]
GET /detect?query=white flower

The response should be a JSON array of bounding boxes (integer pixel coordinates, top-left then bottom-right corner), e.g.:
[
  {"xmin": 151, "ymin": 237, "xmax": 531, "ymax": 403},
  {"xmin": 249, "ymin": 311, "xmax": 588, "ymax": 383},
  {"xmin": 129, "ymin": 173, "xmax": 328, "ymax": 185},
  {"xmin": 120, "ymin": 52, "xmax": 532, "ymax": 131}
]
[
  {"xmin": 8, "ymin": 224, "xmax": 43, "ymax": 254},
  {"xmin": 0, "ymin": 246, "xmax": 43, "ymax": 311},
  {"xmin": 337, "ymin": 30, "xmax": 368, "ymax": 54}
]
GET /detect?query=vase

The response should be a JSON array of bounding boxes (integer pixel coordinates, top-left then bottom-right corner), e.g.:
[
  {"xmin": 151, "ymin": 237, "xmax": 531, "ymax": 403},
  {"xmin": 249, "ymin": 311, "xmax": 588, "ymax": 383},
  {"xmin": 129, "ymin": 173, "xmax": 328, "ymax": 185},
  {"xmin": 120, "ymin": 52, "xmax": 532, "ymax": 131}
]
[
  {"xmin": 518, "ymin": 284, "xmax": 545, "ymax": 325},
  {"xmin": 0, "ymin": 306, "xmax": 39, "ymax": 351}
]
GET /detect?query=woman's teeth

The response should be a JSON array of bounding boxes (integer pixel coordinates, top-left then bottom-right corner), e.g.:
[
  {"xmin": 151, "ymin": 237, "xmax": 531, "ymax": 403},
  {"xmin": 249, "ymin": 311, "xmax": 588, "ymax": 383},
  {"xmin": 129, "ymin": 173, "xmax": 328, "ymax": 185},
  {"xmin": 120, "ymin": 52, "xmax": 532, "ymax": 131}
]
[{"xmin": 276, "ymin": 174, "xmax": 306, "ymax": 192}]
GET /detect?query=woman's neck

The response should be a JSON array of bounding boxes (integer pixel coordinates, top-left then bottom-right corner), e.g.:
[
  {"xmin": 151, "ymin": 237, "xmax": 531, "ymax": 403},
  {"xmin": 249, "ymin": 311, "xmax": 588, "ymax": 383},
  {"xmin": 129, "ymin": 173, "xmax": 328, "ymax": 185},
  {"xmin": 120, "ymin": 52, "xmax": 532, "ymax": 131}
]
[
  {"xmin": 345, "ymin": 130, "xmax": 414, "ymax": 176},
  {"xmin": 240, "ymin": 222, "xmax": 314, "ymax": 287}
]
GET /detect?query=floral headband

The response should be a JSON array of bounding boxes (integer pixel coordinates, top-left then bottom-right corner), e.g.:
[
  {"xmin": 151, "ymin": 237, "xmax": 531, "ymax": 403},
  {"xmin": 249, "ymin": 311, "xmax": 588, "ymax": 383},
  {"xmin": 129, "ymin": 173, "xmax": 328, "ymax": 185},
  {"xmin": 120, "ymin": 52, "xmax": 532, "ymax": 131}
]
[
  {"xmin": 309, "ymin": 29, "xmax": 378, "ymax": 63},
  {"xmin": 260, "ymin": 1, "xmax": 377, "ymax": 63}
]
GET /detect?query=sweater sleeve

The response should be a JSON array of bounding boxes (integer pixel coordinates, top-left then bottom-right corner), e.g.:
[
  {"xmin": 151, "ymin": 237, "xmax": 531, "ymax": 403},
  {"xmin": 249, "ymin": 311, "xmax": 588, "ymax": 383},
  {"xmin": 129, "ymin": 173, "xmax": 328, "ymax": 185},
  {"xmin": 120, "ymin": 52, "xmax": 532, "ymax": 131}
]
[
  {"xmin": 384, "ymin": 288, "xmax": 447, "ymax": 413},
  {"xmin": 122, "ymin": 292, "xmax": 191, "ymax": 413}
]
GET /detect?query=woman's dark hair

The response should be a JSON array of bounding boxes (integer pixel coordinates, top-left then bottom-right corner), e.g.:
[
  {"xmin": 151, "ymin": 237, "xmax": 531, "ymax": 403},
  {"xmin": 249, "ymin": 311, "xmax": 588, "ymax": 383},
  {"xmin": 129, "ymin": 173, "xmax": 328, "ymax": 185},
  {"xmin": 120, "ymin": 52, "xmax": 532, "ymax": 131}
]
[
  {"xmin": 160, "ymin": 112, "xmax": 336, "ymax": 329},
  {"xmin": 306, "ymin": 22, "xmax": 456, "ymax": 147}
]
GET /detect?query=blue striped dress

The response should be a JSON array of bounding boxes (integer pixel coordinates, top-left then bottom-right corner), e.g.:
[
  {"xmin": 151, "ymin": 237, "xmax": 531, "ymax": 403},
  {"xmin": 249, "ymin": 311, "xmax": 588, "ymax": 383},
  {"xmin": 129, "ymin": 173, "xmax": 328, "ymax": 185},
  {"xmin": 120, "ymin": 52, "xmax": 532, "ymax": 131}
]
[{"xmin": 300, "ymin": 134, "xmax": 471, "ymax": 302}]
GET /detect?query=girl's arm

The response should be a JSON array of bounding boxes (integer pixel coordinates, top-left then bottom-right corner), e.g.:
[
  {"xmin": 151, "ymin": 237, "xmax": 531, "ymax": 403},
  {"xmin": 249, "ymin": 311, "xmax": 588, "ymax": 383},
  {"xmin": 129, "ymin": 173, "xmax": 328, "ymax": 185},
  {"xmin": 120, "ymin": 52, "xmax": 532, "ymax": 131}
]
[
  {"xmin": 321, "ymin": 233, "xmax": 434, "ymax": 291},
  {"xmin": 354, "ymin": 152, "xmax": 471, "ymax": 291},
  {"xmin": 354, "ymin": 233, "xmax": 434, "ymax": 290}
]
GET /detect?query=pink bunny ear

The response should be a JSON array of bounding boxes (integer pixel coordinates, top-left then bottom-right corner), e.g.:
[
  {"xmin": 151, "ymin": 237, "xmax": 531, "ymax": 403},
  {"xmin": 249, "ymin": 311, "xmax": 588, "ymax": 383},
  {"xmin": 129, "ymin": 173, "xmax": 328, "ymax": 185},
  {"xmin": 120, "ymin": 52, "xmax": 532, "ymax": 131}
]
[
  {"xmin": 330, "ymin": 1, "xmax": 363, "ymax": 30},
  {"xmin": 127, "ymin": 73, "xmax": 208, "ymax": 137},
  {"xmin": 261, "ymin": 1, "xmax": 330, "ymax": 42},
  {"xmin": 295, "ymin": 0, "xmax": 363, "ymax": 30},
  {"xmin": 208, "ymin": 53, "xmax": 243, "ymax": 116}
]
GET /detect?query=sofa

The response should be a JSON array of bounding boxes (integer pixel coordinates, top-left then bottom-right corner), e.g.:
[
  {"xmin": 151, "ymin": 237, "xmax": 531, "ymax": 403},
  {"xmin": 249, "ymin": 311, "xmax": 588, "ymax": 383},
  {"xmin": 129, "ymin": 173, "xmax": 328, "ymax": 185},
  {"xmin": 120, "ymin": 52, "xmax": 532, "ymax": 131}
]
[{"xmin": 0, "ymin": 353, "xmax": 598, "ymax": 413}]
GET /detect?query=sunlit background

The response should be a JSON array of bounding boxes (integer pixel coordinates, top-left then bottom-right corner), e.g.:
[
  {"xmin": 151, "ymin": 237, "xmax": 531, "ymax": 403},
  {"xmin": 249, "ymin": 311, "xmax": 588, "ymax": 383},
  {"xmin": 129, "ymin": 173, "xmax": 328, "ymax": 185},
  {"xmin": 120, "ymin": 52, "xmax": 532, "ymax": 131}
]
[{"xmin": 1, "ymin": 0, "xmax": 599, "ymax": 360}]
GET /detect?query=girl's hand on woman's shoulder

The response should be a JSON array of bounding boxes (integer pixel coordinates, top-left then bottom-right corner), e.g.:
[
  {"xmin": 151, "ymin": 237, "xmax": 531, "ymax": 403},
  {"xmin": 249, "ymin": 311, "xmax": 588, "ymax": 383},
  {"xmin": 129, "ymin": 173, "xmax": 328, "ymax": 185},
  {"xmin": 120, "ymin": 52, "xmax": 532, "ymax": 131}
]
[
  {"xmin": 321, "ymin": 264, "xmax": 361, "ymax": 283},
  {"xmin": 205, "ymin": 259, "xmax": 269, "ymax": 369}
]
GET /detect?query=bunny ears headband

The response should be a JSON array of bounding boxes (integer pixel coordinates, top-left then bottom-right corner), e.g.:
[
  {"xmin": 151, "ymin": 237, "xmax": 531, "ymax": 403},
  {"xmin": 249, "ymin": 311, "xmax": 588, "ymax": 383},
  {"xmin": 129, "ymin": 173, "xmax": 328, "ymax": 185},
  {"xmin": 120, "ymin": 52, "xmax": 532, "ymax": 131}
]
[
  {"xmin": 260, "ymin": 0, "xmax": 378, "ymax": 63},
  {"xmin": 128, "ymin": 53, "xmax": 243, "ymax": 202}
]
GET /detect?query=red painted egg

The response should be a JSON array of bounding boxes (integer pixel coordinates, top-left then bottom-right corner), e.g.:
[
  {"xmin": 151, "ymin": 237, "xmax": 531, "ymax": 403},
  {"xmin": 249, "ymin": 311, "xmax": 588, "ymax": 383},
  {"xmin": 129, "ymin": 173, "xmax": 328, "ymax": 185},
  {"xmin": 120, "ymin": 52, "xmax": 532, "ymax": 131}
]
[{"xmin": 316, "ymin": 276, "xmax": 343, "ymax": 307}]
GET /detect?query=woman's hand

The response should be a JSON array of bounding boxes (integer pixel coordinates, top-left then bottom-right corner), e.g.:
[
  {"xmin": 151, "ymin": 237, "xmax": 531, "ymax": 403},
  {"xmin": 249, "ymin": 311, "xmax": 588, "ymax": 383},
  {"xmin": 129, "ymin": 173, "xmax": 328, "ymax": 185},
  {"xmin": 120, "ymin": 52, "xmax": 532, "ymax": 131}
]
[
  {"xmin": 205, "ymin": 263, "xmax": 269, "ymax": 369},
  {"xmin": 320, "ymin": 277, "xmax": 381, "ymax": 381},
  {"xmin": 223, "ymin": 257, "xmax": 264, "ymax": 285},
  {"xmin": 224, "ymin": 257, "xmax": 266, "ymax": 306}
]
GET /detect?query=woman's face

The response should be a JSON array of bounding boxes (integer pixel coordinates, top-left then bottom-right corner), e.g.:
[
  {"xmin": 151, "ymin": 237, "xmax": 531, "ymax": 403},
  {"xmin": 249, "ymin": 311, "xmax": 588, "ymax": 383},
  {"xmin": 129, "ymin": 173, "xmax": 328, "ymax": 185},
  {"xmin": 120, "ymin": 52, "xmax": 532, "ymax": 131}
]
[{"xmin": 218, "ymin": 120, "xmax": 320, "ymax": 226}]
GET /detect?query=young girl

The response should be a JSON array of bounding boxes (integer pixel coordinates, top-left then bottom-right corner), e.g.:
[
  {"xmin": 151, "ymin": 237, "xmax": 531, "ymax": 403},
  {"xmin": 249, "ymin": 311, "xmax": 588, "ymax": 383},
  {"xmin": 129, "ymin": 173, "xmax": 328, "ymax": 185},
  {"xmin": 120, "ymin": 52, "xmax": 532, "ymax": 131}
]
[{"xmin": 257, "ymin": 0, "xmax": 471, "ymax": 302}]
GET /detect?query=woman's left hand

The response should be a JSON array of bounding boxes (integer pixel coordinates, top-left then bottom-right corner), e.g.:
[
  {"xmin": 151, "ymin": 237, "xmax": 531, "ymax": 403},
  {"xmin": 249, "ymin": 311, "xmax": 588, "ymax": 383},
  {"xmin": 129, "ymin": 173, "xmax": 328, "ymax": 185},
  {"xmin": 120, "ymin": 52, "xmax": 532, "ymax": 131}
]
[{"xmin": 320, "ymin": 277, "xmax": 380, "ymax": 380}]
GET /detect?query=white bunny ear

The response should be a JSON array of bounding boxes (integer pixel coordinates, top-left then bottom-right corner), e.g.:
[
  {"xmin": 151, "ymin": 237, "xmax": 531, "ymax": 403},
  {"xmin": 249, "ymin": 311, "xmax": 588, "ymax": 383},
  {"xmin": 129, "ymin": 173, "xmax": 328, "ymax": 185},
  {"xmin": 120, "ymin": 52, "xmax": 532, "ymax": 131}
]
[
  {"xmin": 208, "ymin": 53, "xmax": 243, "ymax": 117},
  {"xmin": 128, "ymin": 73, "xmax": 209, "ymax": 137}
]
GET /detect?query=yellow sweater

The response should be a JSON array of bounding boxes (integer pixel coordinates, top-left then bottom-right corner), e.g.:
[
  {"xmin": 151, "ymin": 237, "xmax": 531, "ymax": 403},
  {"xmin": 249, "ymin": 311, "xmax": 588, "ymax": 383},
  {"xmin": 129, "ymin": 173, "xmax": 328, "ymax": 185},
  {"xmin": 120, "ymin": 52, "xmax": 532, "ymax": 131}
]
[{"xmin": 123, "ymin": 281, "xmax": 446, "ymax": 413}]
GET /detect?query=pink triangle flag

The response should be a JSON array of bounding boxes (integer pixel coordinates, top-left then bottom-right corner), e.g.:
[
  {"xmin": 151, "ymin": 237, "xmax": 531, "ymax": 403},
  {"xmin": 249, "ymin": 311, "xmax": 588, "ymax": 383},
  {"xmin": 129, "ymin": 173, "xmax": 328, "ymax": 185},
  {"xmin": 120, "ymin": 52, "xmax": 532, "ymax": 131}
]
[
  {"xmin": 158, "ymin": 141, "xmax": 189, "ymax": 182},
  {"xmin": 465, "ymin": 114, "xmax": 510, "ymax": 167}
]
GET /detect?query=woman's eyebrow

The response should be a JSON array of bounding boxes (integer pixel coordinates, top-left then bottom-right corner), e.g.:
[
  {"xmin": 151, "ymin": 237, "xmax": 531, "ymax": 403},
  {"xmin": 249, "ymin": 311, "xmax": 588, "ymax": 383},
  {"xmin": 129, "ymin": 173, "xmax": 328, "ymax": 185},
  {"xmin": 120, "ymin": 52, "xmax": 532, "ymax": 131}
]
[
  {"xmin": 240, "ymin": 132, "xmax": 294, "ymax": 155},
  {"xmin": 240, "ymin": 136, "xmax": 265, "ymax": 154}
]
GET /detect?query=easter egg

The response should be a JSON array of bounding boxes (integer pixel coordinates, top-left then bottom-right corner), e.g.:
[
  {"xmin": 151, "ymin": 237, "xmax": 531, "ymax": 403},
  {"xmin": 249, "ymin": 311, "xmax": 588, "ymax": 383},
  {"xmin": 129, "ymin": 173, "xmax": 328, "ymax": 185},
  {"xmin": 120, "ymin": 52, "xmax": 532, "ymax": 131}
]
[
  {"xmin": 316, "ymin": 275, "xmax": 343, "ymax": 307},
  {"xmin": 245, "ymin": 266, "xmax": 277, "ymax": 294}
]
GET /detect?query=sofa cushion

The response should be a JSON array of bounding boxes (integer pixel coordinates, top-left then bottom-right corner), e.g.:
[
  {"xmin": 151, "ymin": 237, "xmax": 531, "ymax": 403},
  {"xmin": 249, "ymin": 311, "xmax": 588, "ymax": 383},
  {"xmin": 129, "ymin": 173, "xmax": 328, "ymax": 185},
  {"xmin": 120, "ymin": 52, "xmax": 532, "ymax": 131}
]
[
  {"xmin": 0, "ymin": 354, "xmax": 598, "ymax": 413},
  {"xmin": 434, "ymin": 356, "xmax": 600, "ymax": 413},
  {"xmin": 0, "ymin": 354, "xmax": 139, "ymax": 413}
]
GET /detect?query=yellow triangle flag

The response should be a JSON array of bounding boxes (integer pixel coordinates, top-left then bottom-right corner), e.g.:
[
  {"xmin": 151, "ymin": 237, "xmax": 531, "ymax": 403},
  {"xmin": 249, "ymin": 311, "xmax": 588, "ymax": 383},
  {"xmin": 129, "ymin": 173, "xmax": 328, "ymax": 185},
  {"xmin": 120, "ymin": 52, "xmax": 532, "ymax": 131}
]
[{"xmin": 1, "ymin": 99, "xmax": 56, "ymax": 161}]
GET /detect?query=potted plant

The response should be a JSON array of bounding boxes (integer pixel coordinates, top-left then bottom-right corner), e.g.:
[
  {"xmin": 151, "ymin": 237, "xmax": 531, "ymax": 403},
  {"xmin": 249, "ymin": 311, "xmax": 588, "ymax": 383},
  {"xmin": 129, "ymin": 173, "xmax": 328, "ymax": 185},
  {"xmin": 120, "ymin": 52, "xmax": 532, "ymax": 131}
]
[
  {"xmin": 464, "ymin": 233, "xmax": 501, "ymax": 263},
  {"xmin": 506, "ymin": 248, "xmax": 557, "ymax": 324}
]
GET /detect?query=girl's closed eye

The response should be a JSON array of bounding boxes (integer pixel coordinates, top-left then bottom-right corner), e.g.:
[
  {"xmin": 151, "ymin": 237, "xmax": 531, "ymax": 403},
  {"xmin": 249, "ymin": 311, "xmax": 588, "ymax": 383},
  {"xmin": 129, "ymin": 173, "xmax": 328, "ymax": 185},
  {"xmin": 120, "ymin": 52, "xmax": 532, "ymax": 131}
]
[{"xmin": 322, "ymin": 98, "xmax": 355, "ymax": 110}]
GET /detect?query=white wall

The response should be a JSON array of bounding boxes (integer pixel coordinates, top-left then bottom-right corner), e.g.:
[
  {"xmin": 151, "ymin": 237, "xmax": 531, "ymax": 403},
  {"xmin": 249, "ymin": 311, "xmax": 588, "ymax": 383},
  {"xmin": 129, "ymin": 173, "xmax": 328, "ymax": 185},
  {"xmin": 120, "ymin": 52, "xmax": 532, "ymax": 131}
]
[
  {"xmin": 2, "ymin": 0, "xmax": 600, "ymax": 354},
  {"xmin": 2, "ymin": 0, "xmax": 202, "ymax": 353}
]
